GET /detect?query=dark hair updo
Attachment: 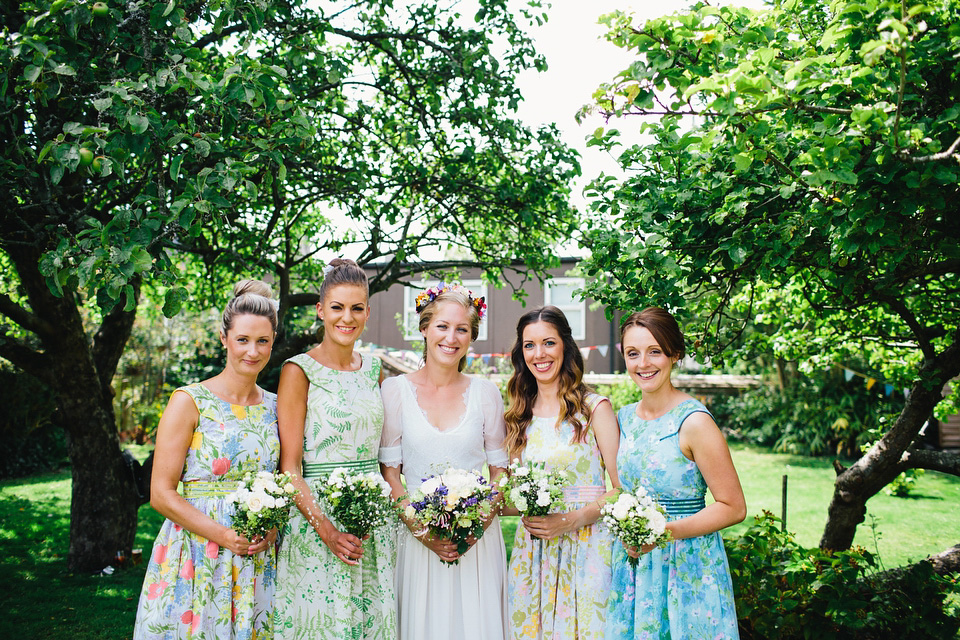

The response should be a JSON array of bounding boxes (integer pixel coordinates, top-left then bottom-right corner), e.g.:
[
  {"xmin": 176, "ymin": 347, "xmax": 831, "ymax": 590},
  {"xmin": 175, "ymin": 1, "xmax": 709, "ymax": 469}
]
[{"xmin": 220, "ymin": 279, "xmax": 278, "ymax": 336}]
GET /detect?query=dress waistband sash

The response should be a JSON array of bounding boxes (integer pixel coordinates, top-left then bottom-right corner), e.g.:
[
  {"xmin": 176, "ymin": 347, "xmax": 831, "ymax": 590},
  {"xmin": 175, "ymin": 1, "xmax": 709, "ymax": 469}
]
[
  {"xmin": 302, "ymin": 459, "xmax": 379, "ymax": 479},
  {"xmin": 562, "ymin": 485, "xmax": 607, "ymax": 502},
  {"xmin": 182, "ymin": 480, "xmax": 240, "ymax": 498},
  {"xmin": 659, "ymin": 496, "xmax": 706, "ymax": 517}
]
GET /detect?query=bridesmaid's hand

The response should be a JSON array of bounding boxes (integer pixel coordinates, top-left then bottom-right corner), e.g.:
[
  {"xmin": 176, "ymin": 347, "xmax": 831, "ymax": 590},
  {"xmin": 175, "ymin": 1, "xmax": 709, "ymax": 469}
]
[
  {"xmin": 521, "ymin": 511, "xmax": 582, "ymax": 540},
  {"xmin": 247, "ymin": 528, "xmax": 278, "ymax": 555},
  {"xmin": 418, "ymin": 532, "xmax": 460, "ymax": 563},
  {"xmin": 220, "ymin": 528, "xmax": 256, "ymax": 556},
  {"xmin": 318, "ymin": 521, "xmax": 364, "ymax": 565},
  {"xmin": 623, "ymin": 541, "xmax": 655, "ymax": 558}
]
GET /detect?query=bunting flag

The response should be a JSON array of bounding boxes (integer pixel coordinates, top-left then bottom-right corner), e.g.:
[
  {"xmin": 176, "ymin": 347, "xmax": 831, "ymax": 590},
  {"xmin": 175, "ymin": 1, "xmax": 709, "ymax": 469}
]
[
  {"xmin": 844, "ymin": 369, "xmax": 855, "ymax": 382},
  {"xmin": 598, "ymin": 345, "xmax": 609, "ymax": 357},
  {"xmin": 579, "ymin": 347, "xmax": 592, "ymax": 361}
]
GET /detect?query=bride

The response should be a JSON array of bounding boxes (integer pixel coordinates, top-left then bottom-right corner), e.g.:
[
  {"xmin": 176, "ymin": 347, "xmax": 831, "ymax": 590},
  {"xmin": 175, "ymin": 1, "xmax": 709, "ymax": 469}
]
[{"xmin": 379, "ymin": 283, "xmax": 508, "ymax": 640}]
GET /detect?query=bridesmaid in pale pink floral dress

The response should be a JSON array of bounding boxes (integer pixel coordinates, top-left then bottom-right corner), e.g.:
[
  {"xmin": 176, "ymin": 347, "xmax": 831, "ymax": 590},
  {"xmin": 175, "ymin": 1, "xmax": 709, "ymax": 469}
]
[
  {"xmin": 502, "ymin": 306, "xmax": 620, "ymax": 639},
  {"xmin": 134, "ymin": 280, "xmax": 280, "ymax": 640}
]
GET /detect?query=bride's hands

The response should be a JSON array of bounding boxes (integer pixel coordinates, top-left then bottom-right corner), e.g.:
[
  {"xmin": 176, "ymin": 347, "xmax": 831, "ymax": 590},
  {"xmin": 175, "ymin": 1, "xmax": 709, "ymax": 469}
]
[{"xmin": 417, "ymin": 532, "xmax": 460, "ymax": 563}]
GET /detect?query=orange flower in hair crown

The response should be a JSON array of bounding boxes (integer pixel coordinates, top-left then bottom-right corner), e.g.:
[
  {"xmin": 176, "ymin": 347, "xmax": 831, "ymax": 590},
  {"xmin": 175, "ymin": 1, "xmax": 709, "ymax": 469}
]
[{"xmin": 415, "ymin": 282, "xmax": 487, "ymax": 319}]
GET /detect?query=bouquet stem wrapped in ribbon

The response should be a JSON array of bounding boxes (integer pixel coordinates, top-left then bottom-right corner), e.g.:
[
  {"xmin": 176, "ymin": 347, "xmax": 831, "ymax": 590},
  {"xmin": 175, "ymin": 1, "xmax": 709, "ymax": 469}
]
[
  {"xmin": 405, "ymin": 468, "xmax": 498, "ymax": 565},
  {"xmin": 600, "ymin": 486, "xmax": 672, "ymax": 568},
  {"xmin": 226, "ymin": 469, "xmax": 298, "ymax": 540},
  {"xmin": 320, "ymin": 468, "xmax": 397, "ymax": 538},
  {"xmin": 498, "ymin": 458, "xmax": 568, "ymax": 517}
]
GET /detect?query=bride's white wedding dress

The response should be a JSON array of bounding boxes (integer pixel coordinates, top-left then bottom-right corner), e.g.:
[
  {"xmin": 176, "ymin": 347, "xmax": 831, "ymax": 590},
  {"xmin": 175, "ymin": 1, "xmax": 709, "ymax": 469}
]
[{"xmin": 379, "ymin": 374, "xmax": 509, "ymax": 640}]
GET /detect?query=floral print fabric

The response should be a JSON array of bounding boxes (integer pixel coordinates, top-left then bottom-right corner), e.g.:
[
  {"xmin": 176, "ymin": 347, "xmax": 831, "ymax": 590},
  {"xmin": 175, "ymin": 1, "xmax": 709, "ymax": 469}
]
[
  {"xmin": 606, "ymin": 399, "xmax": 739, "ymax": 640},
  {"xmin": 507, "ymin": 394, "xmax": 613, "ymax": 639},
  {"xmin": 134, "ymin": 383, "xmax": 280, "ymax": 640},
  {"xmin": 273, "ymin": 354, "xmax": 397, "ymax": 640}
]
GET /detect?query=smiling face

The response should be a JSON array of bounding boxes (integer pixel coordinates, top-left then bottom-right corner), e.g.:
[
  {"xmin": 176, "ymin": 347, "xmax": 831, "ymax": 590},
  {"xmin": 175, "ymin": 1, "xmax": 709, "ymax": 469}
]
[
  {"xmin": 422, "ymin": 301, "xmax": 473, "ymax": 369},
  {"xmin": 621, "ymin": 325, "xmax": 678, "ymax": 396},
  {"xmin": 221, "ymin": 313, "xmax": 275, "ymax": 376},
  {"xmin": 317, "ymin": 284, "xmax": 369, "ymax": 348},
  {"xmin": 521, "ymin": 320, "xmax": 564, "ymax": 387}
]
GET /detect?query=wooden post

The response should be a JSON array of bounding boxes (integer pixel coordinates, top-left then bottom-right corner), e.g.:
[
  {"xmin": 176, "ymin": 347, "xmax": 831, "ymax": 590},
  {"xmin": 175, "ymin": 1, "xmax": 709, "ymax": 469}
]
[{"xmin": 781, "ymin": 474, "xmax": 788, "ymax": 532}]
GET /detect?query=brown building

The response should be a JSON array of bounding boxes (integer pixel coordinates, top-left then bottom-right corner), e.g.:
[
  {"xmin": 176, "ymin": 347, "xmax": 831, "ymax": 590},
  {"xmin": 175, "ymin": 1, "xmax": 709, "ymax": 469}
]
[{"xmin": 362, "ymin": 259, "xmax": 625, "ymax": 374}]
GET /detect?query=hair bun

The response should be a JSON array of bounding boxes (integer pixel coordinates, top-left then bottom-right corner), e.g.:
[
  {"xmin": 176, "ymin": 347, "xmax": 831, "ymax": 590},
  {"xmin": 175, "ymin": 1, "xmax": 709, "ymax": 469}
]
[{"xmin": 233, "ymin": 279, "xmax": 274, "ymax": 300}]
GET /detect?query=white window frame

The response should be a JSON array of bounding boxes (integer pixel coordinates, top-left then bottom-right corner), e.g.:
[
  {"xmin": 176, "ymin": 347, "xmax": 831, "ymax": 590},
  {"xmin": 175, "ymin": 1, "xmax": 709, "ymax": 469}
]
[
  {"xmin": 545, "ymin": 277, "xmax": 586, "ymax": 340},
  {"xmin": 403, "ymin": 280, "xmax": 488, "ymax": 342}
]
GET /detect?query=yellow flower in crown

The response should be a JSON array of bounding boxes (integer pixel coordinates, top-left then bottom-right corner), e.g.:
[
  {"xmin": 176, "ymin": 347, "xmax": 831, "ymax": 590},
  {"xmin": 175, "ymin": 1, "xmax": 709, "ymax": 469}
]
[{"xmin": 414, "ymin": 281, "xmax": 487, "ymax": 319}]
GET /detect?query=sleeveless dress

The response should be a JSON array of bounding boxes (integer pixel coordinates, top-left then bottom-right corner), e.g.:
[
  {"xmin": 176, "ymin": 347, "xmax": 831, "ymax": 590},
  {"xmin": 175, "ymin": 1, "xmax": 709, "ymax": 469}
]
[
  {"xmin": 134, "ymin": 383, "xmax": 280, "ymax": 640},
  {"xmin": 507, "ymin": 394, "xmax": 613, "ymax": 639},
  {"xmin": 273, "ymin": 353, "xmax": 397, "ymax": 640},
  {"xmin": 606, "ymin": 399, "xmax": 739, "ymax": 639},
  {"xmin": 379, "ymin": 375, "xmax": 509, "ymax": 640}
]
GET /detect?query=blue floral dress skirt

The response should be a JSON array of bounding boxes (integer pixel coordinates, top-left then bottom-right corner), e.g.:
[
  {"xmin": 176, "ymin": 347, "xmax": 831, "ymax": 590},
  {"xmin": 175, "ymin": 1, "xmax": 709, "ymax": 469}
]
[{"xmin": 605, "ymin": 399, "xmax": 739, "ymax": 640}]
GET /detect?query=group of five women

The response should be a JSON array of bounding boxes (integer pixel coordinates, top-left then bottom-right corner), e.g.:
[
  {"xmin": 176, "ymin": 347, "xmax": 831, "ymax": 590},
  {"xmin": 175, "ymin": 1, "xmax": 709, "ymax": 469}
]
[{"xmin": 133, "ymin": 258, "xmax": 746, "ymax": 640}]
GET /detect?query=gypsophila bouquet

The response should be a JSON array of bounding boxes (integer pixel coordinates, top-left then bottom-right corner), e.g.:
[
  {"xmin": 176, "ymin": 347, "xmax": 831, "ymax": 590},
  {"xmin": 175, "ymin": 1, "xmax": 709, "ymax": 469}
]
[
  {"xmin": 321, "ymin": 468, "xmax": 396, "ymax": 538},
  {"xmin": 226, "ymin": 469, "xmax": 298, "ymax": 539},
  {"xmin": 498, "ymin": 458, "xmax": 568, "ymax": 517},
  {"xmin": 405, "ymin": 468, "xmax": 498, "ymax": 565},
  {"xmin": 600, "ymin": 486, "xmax": 671, "ymax": 568}
]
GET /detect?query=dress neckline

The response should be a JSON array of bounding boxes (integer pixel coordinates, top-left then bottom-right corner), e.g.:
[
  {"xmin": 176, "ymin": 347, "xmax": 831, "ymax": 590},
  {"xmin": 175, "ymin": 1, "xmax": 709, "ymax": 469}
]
[
  {"xmin": 196, "ymin": 382, "xmax": 266, "ymax": 407},
  {"xmin": 300, "ymin": 350, "xmax": 366, "ymax": 373},
  {"xmin": 402, "ymin": 375, "xmax": 473, "ymax": 433},
  {"xmin": 633, "ymin": 397, "xmax": 697, "ymax": 422}
]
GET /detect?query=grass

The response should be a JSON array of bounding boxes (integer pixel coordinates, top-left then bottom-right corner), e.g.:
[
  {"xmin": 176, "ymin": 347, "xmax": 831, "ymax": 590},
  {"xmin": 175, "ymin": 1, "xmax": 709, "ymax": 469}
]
[{"xmin": 2, "ymin": 444, "xmax": 957, "ymax": 638}]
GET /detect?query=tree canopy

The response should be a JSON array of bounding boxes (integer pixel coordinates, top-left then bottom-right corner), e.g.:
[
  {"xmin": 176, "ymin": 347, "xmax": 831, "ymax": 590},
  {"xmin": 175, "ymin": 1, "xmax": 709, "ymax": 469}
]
[
  {"xmin": 0, "ymin": 0, "xmax": 578, "ymax": 569},
  {"xmin": 581, "ymin": 0, "xmax": 959, "ymax": 563}
]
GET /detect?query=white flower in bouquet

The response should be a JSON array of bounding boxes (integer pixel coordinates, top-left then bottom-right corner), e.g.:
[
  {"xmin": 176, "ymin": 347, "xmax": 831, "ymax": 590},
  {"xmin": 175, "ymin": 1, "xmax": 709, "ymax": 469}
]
[
  {"xmin": 499, "ymin": 459, "xmax": 567, "ymax": 517},
  {"xmin": 600, "ymin": 486, "xmax": 671, "ymax": 567},
  {"xmin": 227, "ymin": 469, "xmax": 298, "ymax": 540}
]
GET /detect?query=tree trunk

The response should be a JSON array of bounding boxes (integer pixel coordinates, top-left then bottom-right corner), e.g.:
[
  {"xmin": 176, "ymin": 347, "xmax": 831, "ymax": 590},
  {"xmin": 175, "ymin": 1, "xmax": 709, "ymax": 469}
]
[
  {"xmin": 5, "ymin": 243, "xmax": 143, "ymax": 572},
  {"xmin": 820, "ymin": 339, "xmax": 960, "ymax": 550}
]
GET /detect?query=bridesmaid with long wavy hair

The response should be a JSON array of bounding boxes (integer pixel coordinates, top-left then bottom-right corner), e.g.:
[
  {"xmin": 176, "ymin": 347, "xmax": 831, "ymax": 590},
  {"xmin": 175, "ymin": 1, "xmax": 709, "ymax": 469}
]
[{"xmin": 503, "ymin": 305, "xmax": 620, "ymax": 639}]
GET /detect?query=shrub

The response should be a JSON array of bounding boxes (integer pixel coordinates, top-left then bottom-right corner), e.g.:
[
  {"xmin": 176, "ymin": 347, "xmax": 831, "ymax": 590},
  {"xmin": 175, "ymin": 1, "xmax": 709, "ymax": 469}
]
[
  {"xmin": 726, "ymin": 512, "xmax": 960, "ymax": 639},
  {"xmin": 0, "ymin": 364, "xmax": 66, "ymax": 478},
  {"xmin": 712, "ymin": 368, "xmax": 904, "ymax": 457}
]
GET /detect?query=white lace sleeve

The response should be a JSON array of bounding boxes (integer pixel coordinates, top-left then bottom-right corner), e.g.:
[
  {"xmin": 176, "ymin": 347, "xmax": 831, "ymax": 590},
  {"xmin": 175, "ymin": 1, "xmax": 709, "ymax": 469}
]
[
  {"xmin": 378, "ymin": 376, "xmax": 403, "ymax": 468},
  {"xmin": 478, "ymin": 378, "xmax": 508, "ymax": 468}
]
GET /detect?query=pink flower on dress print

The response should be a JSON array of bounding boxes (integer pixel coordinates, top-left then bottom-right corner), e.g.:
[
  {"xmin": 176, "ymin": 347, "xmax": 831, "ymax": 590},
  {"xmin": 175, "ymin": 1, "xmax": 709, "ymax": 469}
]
[
  {"xmin": 232, "ymin": 604, "xmax": 238, "ymax": 622},
  {"xmin": 146, "ymin": 580, "xmax": 169, "ymax": 600},
  {"xmin": 153, "ymin": 544, "xmax": 168, "ymax": 565},
  {"xmin": 205, "ymin": 540, "xmax": 220, "ymax": 558},
  {"xmin": 173, "ymin": 523, "xmax": 182, "ymax": 532},
  {"xmin": 212, "ymin": 457, "xmax": 231, "ymax": 475},
  {"xmin": 180, "ymin": 610, "xmax": 193, "ymax": 625},
  {"xmin": 179, "ymin": 558, "xmax": 194, "ymax": 580}
]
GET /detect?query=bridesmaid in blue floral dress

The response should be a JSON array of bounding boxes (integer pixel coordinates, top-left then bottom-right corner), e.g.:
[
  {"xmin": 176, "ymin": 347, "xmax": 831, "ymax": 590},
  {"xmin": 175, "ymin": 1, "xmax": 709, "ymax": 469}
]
[
  {"xmin": 134, "ymin": 280, "xmax": 280, "ymax": 640},
  {"xmin": 606, "ymin": 308, "xmax": 746, "ymax": 640}
]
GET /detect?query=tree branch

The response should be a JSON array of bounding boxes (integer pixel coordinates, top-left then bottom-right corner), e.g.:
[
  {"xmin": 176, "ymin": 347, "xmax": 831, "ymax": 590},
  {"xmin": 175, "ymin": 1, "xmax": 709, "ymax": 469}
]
[
  {"xmin": 0, "ymin": 294, "xmax": 57, "ymax": 339},
  {"xmin": 0, "ymin": 333, "xmax": 53, "ymax": 385},
  {"xmin": 898, "ymin": 135, "xmax": 960, "ymax": 164},
  {"xmin": 899, "ymin": 448, "xmax": 960, "ymax": 476}
]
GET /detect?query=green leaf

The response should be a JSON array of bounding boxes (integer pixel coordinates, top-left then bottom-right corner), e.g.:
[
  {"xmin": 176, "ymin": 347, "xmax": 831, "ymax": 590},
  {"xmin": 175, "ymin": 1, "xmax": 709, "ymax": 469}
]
[
  {"xmin": 170, "ymin": 155, "xmax": 184, "ymax": 181},
  {"xmin": 126, "ymin": 113, "xmax": 150, "ymax": 134}
]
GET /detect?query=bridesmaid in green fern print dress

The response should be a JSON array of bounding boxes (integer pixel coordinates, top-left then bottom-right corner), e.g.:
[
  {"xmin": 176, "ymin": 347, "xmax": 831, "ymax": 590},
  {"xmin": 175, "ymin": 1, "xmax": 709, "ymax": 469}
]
[
  {"xmin": 274, "ymin": 260, "xmax": 397, "ymax": 640},
  {"xmin": 134, "ymin": 280, "xmax": 281, "ymax": 640}
]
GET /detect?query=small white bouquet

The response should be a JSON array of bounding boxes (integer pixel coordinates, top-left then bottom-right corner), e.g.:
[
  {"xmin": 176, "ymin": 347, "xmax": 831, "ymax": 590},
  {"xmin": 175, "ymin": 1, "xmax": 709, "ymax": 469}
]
[
  {"xmin": 320, "ymin": 468, "xmax": 397, "ymax": 538},
  {"xmin": 498, "ymin": 458, "xmax": 568, "ymax": 517},
  {"xmin": 405, "ymin": 467, "xmax": 498, "ymax": 565},
  {"xmin": 227, "ymin": 469, "xmax": 298, "ymax": 539},
  {"xmin": 600, "ymin": 486, "xmax": 671, "ymax": 567}
]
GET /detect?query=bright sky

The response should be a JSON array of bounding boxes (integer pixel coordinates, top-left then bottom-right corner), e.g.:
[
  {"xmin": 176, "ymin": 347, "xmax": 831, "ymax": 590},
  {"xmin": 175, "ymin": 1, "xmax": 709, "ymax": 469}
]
[{"xmin": 513, "ymin": 0, "xmax": 766, "ymax": 214}]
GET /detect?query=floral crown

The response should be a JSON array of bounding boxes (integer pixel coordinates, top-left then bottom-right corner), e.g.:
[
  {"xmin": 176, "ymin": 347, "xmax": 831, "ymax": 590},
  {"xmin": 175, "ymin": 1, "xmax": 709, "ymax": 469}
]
[{"xmin": 415, "ymin": 282, "xmax": 487, "ymax": 319}]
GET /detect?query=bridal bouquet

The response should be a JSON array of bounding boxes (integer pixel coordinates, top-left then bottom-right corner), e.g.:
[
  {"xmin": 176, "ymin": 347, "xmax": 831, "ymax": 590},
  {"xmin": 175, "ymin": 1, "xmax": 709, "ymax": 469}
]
[
  {"xmin": 498, "ymin": 458, "xmax": 568, "ymax": 517},
  {"xmin": 226, "ymin": 469, "xmax": 298, "ymax": 539},
  {"xmin": 405, "ymin": 468, "xmax": 498, "ymax": 565},
  {"xmin": 321, "ymin": 468, "xmax": 396, "ymax": 538},
  {"xmin": 600, "ymin": 486, "xmax": 671, "ymax": 568}
]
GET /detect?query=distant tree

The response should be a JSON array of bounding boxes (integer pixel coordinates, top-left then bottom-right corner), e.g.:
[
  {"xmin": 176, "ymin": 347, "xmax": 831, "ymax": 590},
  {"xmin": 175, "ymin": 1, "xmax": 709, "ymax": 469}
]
[
  {"xmin": 580, "ymin": 0, "xmax": 959, "ymax": 569},
  {"xmin": 0, "ymin": 0, "xmax": 578, "ymax": 571}
]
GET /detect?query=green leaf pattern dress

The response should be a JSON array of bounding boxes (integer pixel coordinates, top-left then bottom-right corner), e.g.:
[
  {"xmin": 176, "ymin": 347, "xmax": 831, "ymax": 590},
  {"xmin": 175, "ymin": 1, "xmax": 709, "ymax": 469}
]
[{"xmin": 274, "ymin": 353, "xmax": 397, "ymax": 640}]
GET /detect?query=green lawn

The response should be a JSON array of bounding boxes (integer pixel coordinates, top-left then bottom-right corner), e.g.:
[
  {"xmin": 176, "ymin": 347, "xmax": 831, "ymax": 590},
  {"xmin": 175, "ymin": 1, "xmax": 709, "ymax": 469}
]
[{"xmin": 2, "ymin": 444, "xmax": 957, "ymax": 638}]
